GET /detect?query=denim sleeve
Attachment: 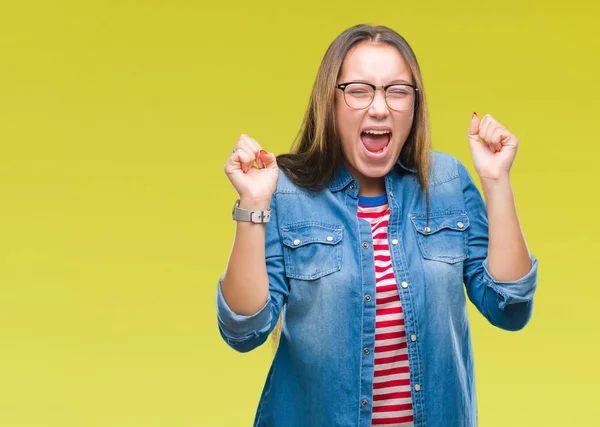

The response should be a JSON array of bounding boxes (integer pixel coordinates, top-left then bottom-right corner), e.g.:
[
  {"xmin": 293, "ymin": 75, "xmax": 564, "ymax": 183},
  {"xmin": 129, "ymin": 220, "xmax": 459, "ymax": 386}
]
[
  {"xmin": 458, "ymin": 161, "xmax": 538, "ymax": 331},
  {"xmin": 215, "ymin": 192, "xmax": 289, "ymax": 352}
]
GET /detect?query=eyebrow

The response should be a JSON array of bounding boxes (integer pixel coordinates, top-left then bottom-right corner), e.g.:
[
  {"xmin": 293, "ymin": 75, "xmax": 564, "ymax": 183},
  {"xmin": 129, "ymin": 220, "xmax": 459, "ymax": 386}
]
[
  {"xmin": 343, "ymin": 78, "xmax": 414, "ymax": 85},
  {"xmin": 388, "ymin": 79, "xmax": 413, "ymax": 85}
]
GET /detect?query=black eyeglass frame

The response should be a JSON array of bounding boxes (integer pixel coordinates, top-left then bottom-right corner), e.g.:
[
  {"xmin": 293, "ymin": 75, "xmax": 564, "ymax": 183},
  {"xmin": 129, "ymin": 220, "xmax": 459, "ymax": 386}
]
[{"xmin": 335, "ymin": 81, "xmax": 419, "ymax": 111}]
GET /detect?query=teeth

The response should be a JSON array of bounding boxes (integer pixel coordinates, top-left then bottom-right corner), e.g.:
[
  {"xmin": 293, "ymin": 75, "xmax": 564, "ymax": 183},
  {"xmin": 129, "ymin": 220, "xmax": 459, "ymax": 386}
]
[{"xmin": 363, "ymin": 129, "xmax": 390, "ymax": 135}]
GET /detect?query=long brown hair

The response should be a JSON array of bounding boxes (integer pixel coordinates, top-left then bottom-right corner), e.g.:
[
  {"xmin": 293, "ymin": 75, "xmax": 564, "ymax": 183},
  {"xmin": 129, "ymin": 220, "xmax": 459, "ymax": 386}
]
[{"xmin": 271, "ymin": 24, "xmax": 431, "ymax": 349}]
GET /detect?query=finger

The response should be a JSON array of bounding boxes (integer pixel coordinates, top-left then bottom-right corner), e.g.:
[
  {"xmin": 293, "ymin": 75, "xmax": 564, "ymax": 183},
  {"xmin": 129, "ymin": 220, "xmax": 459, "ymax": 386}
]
[
  {"xmin": 240, "ymin": 135, "xmax": 261, "ymax": 155},
  {"xmin": 239, "ymin": 134, "xmax": 263, "ymax": 169},
  {"xmin": 226, "ymin": 147, "xmax": 242, "ymax": 173},
  {"xmin": 239, "ymin": 134, "xmax": 262, "ymax": 154},
  {"xmin": 233, "ymin": 147, "xmax": 254, "ymax": 174},
  {"xmin": 492, "ymin": 128, "xmax": 504, "ymax": 153},
  {"xmin": 230, "ymin": 134, "xmax": 248, "ymax": 159},
  {"xmin": 247, "ymin": 136, "xmax": 262, "ymax": 153},
  {"xmin": 259, "ymin": 150, "xmax": 278, "ymax": 169},
  {"xmin": 235, "ymin": 135, "xmax": 259, "ymax": 172},
  {"xmin": 248, "ymin": 137, "xmax": 265, "ymax": 168},
  {"xmin": 490, "ymin": 127, "xmax": 504, "ymax": 145},
  {"xmin": 479, "ymin": 114, "xmax": 494, "ymax": 141},
  {"xmin": 237, "ymin": 134, "xmax": 257, "ymax": 153},
  {"xmin": 468, "ymin": 112, "xmax": 480, "ymax": 137},
  {"xmin": 478, "ymin": 127, "xmax": 500, "ymax": 153}
]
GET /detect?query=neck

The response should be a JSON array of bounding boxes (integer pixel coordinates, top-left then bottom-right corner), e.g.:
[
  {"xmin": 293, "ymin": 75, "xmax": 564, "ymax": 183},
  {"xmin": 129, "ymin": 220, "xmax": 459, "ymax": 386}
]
[
  {"xmin": 344, "ymin": 161, "xmax": 385, "ymax": 197},
  {"xmin": 343, "ymin": 161, "xmax": 386, "ymax": 196},
  {"xmin": 358, "ymin": 181, "xmax": 386, "ymax": 197},
  {"xmin": 354, "ymin": 174, "xmax": 386, "ymax": 197}
]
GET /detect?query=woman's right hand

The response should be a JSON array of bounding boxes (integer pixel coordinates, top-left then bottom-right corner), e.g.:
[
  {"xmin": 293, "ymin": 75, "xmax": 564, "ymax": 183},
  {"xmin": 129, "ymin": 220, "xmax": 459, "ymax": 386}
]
[{"xmin": 224, "ymin": 134, "xmax": 279, "ymax": 207}]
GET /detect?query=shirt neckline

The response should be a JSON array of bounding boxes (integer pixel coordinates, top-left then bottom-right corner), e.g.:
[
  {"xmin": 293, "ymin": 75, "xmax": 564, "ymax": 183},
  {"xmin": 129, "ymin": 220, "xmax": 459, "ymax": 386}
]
[{"xmin": 357, "ymin": 193, "xmax": 388, "ymax": 207}]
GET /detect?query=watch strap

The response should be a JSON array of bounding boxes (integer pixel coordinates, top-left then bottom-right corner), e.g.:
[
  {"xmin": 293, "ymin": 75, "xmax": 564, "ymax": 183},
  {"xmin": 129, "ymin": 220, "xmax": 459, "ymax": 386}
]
[{"xmin": 232, "ymin": 199, "xmax": 272, "ymax": 223}]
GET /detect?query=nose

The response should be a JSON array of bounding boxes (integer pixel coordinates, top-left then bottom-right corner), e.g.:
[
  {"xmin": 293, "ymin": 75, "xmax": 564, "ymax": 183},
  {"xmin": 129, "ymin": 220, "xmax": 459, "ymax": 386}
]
[{"xmin": 368, "ymin": 88, "xmax": 389, "ymax": 118}]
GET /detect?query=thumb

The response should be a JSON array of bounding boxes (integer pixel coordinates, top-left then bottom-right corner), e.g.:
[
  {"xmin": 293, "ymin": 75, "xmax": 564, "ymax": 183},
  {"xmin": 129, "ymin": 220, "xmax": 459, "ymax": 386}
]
[
  {"xmin": 468, "ymin": 112, "xmax": 480, "ymax": 138},
  {"xmin": 259, "ymin": 150, "xmax": 278, "ymax": 169}
]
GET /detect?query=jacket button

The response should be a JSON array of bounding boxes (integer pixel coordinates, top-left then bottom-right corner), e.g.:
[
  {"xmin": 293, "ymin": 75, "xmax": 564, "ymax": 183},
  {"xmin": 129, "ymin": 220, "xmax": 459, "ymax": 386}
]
[
  {"xmin": 401, "ymin": 281, "xmax": 408, "ymax": 288},
  {"xmin": 363, "ymin": 348, "xmax": 370, "ymax": 355},
  {"xmin": 326, "ymin": 236, "xmax": 333, "ymax": 242},
  {"xmin": 350, "ymin": 183, "xmax": 356, "ymax": 190},
  {"xmin": 362, "ymin": 242, "xmax": 369, "ymax": 249},
  {"xmin": 414, "ymin": 384, "xmax": 421, "ymax": 392},
  {"xmin": 391, "ymin": 239, "xmax": 398, "ymax": 245},
  {"xmin": 424, "ymin": 226, "xmax": 431, "ymax": 233},
  {"xmin": 293, "ymin": 239, "xmax": 300, "ymax": 246},
  {"xmin": 410, "ymin": 334, "xmax": 417, "ymax": 342},
  {"xmin": 361, "ymin": 399, "xmax": 368, "ymax": 407},
  {"xmin": 364, "ymin": 295, "xmax": 371, "ymax": 302},
  {"xmin": 457, "ymin": 221, "xmax": 464, "ymax": 229}
]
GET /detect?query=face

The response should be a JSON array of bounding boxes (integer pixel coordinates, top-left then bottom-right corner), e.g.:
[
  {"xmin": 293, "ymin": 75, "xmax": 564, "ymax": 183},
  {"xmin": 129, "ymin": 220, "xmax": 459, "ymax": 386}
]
[{"xmin": 335, "ymin": 42, "xmax": 415, "ymax": 195}]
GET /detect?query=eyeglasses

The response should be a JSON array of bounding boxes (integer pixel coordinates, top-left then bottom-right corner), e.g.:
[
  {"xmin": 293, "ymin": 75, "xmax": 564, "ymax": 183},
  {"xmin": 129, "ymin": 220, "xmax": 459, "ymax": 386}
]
[{"xmin": 336, "ymin": 82, "xmax": 418, "ymax": 111}]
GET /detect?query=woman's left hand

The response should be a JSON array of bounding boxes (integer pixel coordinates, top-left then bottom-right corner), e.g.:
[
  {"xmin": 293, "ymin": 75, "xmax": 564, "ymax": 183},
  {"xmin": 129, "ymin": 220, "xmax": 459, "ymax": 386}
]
[{"xmin": 467, "ymin": 112, "xmax": 519, "ymax": 181}]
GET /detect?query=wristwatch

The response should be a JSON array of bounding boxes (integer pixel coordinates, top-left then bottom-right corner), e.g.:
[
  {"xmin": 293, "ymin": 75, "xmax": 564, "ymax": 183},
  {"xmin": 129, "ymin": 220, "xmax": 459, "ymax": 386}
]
[{"xmin": 232, "ymin": 199, "xmax": 272, "ymax": 223}]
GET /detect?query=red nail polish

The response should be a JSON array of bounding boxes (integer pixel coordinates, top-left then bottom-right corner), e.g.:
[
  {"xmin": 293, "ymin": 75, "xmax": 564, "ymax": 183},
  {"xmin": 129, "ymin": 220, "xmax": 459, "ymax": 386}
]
[
  {"xmin": 260, "ymin": 150, "xmax": 267, "ymax": 154},
  {"xmin": 472, "ymin": 111, "xmax": 478, "ymax": 118}
]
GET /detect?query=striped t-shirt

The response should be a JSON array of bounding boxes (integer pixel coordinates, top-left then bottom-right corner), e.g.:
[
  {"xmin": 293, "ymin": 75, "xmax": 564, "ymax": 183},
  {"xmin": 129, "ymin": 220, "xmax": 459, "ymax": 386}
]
[{"xmin": 358, "ymin": 194, "xmax": 414, "ymax": 426}]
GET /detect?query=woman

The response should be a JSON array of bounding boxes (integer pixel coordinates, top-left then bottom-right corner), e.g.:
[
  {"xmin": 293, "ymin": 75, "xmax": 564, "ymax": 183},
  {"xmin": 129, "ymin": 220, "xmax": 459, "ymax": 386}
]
[{"xmin": 216, "ymin": 24, "xmax": 538, "ymax": 427}]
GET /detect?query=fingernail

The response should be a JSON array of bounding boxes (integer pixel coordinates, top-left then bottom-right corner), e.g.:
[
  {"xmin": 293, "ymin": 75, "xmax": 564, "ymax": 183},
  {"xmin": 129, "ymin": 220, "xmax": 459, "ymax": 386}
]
[
  {"xmin": 260, "ymin": 150, "xmax": 267, "ymax": 155},
  {"xmin": 472, "ymin": 111, "xmax": 478, "ymax": 118}
]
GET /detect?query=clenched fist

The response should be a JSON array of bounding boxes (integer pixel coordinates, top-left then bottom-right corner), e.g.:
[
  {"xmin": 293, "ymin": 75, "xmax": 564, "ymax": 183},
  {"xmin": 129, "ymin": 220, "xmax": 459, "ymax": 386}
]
[
  {"xmin": 468, "ymin": 113, "xmax": 520, "ymax": 181},
  {"xmin": 224, "ymin": 134, "xmax": 279, "ymax": 208}
]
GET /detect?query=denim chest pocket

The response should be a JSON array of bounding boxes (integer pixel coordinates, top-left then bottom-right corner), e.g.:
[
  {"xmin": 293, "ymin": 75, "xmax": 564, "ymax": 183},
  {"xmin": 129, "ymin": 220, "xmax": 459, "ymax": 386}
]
[
  {"xmin": 281, "ymin": 223, "xmax": 343, "ymax": 280},
  {"xmin": 410, "ymin": 212, "xmax": 470, "ymax": 264}
]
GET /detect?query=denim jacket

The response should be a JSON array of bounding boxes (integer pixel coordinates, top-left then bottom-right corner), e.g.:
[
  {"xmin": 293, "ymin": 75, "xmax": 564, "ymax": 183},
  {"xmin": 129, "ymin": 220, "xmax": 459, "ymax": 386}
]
[{"xmin": 216, "ymin": 152, "xmax": 538, "ymax": 427}]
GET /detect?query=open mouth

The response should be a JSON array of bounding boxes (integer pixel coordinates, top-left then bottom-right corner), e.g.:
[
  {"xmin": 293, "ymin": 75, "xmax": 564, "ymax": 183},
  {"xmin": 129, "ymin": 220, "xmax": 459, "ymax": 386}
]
[{"xmin": 360, "ymin": 129, "xmax": 392, "ymax": 154}]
